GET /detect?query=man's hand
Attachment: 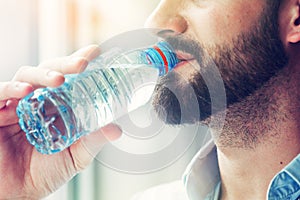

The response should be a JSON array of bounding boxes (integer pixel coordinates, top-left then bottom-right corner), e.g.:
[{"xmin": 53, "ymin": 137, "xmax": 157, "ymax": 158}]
[{"xmin": 0, "ymin": 45, "xmax": 122, "ymax": 199}]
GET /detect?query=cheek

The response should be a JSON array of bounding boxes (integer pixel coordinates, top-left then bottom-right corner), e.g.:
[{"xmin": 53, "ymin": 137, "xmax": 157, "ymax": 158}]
[
  {"xmin": 185, "ymin": 7, "xmax": 245, "ymax": 45},
  {"xmin": 185, "ymin": 6, "xmax": 223, "ymax": 44},
  {"xmin": 209, "ymin": 6, "xmax": 256, "ymax": 44},
  {"xmin": 184, "ymin": 2, "xmax": 264, "ymax": 45}
]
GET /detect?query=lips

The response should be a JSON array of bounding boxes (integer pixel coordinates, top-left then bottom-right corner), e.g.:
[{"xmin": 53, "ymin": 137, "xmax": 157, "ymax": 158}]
[
  {"xmin": 175, "ymin": 50, "xmax": 194, "ymax": 60},
  {"xmin": 174, "ymin": 50, "xmax": 196, "ymax": 70}
]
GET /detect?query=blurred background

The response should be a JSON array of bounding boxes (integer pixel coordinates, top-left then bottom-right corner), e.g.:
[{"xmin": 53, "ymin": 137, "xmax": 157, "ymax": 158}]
[{"xmin": 0, "ymin": 0, "xmax": 209, "ymax": 199}]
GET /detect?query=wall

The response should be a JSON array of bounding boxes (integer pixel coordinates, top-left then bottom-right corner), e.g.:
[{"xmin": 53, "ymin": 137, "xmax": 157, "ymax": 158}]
[{"xmin": 0, "ymin": 0, "xmax": 38, "ymax": 81}]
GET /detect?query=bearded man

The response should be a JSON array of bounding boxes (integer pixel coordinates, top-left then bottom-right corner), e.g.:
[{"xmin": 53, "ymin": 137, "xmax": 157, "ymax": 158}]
[{"xmin": 0, "ymin": 0, "xmax": 299, "ymax": 200}]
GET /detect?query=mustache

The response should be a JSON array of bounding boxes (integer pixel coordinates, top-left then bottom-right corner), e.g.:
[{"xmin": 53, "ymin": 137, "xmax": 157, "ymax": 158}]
[{"xmin": 158, "ymin": 30, "xmax": 205, "ymax": 65}]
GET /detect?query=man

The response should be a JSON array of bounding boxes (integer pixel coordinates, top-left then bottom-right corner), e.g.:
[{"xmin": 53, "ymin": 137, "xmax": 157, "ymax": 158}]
[
  {"xmin": 139, "ymin": 0, "xmax": 300, "ymax": 199},
  {"xmin": 0, "ymin": 0, "xmax": 298, "ymax": 200}
]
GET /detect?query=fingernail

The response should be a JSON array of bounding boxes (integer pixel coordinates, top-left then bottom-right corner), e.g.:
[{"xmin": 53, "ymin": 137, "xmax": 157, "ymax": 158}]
[
  {"xmin": 104, "ymin": 123, "xmax": 122, "ymax": 132},
  {"xmin": 101, "ymin": 123, "xmax": 122, "ymax": 141},
  {"xmin": 68, "ymin": 57, "xmax": 88, "ymax": 73},
  {"xmin": 86, "ymin": 46, "xmax": 101, "ymax": 61},
  {"xmin": 68, "ymin": 56, "xmax": 84, "ymax": 65}
]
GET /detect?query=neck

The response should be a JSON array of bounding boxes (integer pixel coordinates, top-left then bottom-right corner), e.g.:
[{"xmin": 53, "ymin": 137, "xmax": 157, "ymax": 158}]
[{"xmin": 210, "ymin": 66, "xmax": 300, "ymax": 200}]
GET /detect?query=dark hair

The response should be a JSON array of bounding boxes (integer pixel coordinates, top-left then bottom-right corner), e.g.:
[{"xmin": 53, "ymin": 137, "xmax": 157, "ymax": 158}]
[
  {"xmin": 267, "ymin": 0, "xmax": 282, "ymax": 12},
  {"xmin": 265, "ymin": 0, "xmax": 282, "ymax": 34}
]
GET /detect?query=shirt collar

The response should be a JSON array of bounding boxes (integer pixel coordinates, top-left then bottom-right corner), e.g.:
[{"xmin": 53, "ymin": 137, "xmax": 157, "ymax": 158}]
[
  {"xmin": 182, "ymin": 139, "xmax": 220, "ymax": 200},
  {"xmin": 183, "ymin": 140, "xmax": 300, "ymax": 200},
  {"xmin": 267, "ymin": 154, "xmax": 300, "ymax": 200}
]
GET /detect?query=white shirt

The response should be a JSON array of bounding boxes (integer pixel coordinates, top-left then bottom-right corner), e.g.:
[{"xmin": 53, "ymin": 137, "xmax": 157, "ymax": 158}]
[
  {"xmin": 132, "ymin": 140, "xmax": 218, "ymax": 200},
  {"xmin": 133, "ymin": 139, "xmax": 300, "ymax": 200}
]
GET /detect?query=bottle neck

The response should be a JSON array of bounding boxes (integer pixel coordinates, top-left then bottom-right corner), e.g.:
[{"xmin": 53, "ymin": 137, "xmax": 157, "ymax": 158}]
[{"xmin": 144, "ymin": 41, "xmax": 179, "ymax": 76}]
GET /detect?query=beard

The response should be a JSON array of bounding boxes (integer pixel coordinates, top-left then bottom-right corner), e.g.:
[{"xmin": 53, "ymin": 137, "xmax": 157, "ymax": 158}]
[{"xmin": 152, "ymin": 5, "xmax": 288, "ymax": 125}]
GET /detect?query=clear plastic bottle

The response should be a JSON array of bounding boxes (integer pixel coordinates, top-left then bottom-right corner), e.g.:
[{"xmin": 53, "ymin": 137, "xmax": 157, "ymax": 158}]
[{"xmin": 16, "ymin": 41, "xmax": 179, "ymax": 154}]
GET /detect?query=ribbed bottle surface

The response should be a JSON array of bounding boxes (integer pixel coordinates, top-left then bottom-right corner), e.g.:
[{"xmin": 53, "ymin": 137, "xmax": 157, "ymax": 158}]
[{"xmin": 17, "ymin": 41, "xmax": 179, "ymax": 154}]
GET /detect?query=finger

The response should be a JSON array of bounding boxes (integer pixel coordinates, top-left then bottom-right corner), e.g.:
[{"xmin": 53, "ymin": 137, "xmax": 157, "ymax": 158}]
[
  {"xmin": 0, "ymin": 124, "xmax": 21, "ymax": 137},
  {"xmin": 70, "ymin": 45, "xmax": 100, "ymax": 61},
  {"xmin": 13, "ymin": 66, "xmax": 65, "ymax": 88},
  {"xmin": 0, "ymin": 124, "xmax": 22, "ymax": 144},
  {"xmin": 38, "ymin": 56, "xmax": 89, "ymax": 75},
  {"xmin": 69, "ymin": 123, "xmax": 122, "ymax": 172},
  {"xmin": 4, "ymin": 123, "xmax": 21, "ymax": 134},
  {"xmin": 37, "ymin": 45, "xmax": 100, "ymax": 75},
  {"xmin": 0, "ymin": 81, "xmax": 33, "ymax": 108},
  {"xmin": 13, "ymin": 45, "xmax": 100, "ymax": 89},
  {"xmin": 0, "ymin": 100, "xmax": 20, "ymax": 126}
]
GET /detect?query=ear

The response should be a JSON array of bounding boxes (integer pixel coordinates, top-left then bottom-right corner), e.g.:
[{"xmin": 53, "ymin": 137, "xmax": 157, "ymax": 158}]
[{"xmin": 284, "ymin": 1, "xmax": 300, "ymax": 44}]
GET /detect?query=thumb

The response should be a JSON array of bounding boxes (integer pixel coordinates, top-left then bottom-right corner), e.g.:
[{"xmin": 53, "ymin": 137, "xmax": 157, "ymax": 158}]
[{"xmin": 69, "ymin": 123, "xmax": 122, "ymax": 172}]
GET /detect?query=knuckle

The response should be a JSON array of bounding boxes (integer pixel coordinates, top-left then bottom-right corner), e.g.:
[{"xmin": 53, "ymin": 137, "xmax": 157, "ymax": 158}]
[
  {"xmin": 2, "ymin": 82, "xmax": 11, "ymax": 92},
  {"xmin": 0, "ymin": 82, "xmax": 13, "ymax": 99},
  {"xmin": 14, "ymin": 66, "xmax": 31, "ymax": 80},
  {"xmin": 18, "ymin": 65, "xmax": 31, "ymax": 73},
  {"xmin": 38, "ymin": 59, "xmax": 54, "ymax": 68}
]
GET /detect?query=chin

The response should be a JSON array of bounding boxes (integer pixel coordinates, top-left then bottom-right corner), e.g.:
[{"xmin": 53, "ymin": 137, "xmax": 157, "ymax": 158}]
[{"xmin": 152, "ymin": 72, "xmax": 213, "ymax": 125}]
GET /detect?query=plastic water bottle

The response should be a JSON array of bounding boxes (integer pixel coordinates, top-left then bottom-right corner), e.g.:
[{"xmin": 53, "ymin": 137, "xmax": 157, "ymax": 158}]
[{"xmin": 16, "ymin": 41, "xmax": 179, "ymax": 154}]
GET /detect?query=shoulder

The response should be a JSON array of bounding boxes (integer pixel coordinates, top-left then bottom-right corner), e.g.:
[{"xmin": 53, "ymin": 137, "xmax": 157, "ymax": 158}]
[{"xmin": 131, "ymin": 181, "xmax": 189, "ymax": 200}]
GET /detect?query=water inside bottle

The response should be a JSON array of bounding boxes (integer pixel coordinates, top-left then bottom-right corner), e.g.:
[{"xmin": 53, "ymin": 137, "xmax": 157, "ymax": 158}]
[{"xmin": 17, "ymin": 64, "xmax": 159, "ymax": 154}]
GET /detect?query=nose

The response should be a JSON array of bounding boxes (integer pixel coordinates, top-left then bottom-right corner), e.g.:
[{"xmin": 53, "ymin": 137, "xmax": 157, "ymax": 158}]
[{"xmin": 144, "ymin": 1, "xmax": 188, "ymax": 34}]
